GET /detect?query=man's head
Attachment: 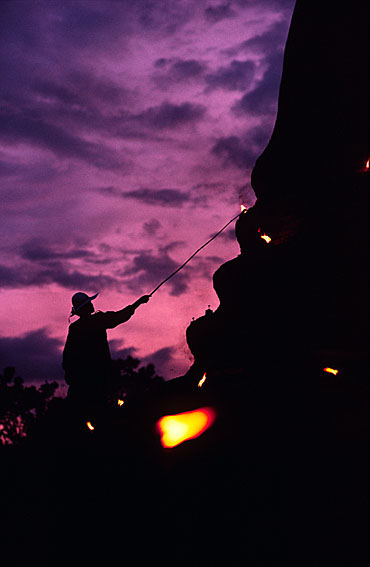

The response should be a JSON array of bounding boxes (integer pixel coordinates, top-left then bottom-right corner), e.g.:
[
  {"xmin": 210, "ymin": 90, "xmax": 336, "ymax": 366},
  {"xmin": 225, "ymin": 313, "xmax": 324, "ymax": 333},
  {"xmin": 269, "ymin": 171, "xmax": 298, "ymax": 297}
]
[{"xmin": 71, "ymin": 292, "xmax": 99, "ymax": 317}]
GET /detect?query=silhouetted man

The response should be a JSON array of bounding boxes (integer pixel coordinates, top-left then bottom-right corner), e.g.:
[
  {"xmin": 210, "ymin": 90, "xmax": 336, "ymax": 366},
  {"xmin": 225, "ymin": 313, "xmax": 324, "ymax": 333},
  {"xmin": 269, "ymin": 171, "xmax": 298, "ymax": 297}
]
[{"xmin": 62, "ymin": 291, "xmax": 149, "ymax": 425}]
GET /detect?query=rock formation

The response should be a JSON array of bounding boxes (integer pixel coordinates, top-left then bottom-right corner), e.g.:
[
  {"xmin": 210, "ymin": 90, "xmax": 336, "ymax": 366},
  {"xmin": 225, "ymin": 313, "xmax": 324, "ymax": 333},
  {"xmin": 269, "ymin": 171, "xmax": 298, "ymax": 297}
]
[
  {"xmin": 183, "ymin": 2, "xmax": 368, "ymax": 561},
  {"xmin": 186, "ymin": 0, "xmax": 368, "ymax": 383}
]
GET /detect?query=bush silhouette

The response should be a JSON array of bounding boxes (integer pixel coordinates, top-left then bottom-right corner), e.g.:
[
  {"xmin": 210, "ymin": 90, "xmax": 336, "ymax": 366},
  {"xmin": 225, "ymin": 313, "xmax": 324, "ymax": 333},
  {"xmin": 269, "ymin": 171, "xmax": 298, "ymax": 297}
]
[{"xmin": 0, "ymin": 367, "xmax": 59, "ymax": 445}]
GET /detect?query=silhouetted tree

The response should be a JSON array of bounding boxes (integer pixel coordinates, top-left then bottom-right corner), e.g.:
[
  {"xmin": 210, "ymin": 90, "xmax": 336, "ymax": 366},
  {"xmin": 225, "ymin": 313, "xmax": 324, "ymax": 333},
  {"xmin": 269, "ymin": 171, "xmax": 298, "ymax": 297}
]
[
  {"xmin": 0, "ymin": 367, "xmax": 60, "ymax": 445},
  {"xmin": 110, "ymin": 355, "xmax": 164, "ymax": 403},
  {"xmin": 0, "ymin": 357, "xmax": 164, "ymax": 445}
]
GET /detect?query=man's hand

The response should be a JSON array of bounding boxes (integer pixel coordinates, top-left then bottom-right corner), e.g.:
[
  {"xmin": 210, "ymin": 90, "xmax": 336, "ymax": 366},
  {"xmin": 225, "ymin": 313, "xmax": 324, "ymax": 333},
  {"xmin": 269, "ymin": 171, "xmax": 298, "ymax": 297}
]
[{"xmin": 131, "ymin": 295, "xmax": 150, "ymax": 311}]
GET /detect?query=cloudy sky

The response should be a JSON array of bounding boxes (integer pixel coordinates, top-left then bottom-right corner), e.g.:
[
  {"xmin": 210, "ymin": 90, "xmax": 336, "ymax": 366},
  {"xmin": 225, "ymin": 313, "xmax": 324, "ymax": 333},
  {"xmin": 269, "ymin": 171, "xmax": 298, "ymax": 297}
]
[{"xmin": 0, "ymin": 0, "xmax": 295, "ymax": 387}]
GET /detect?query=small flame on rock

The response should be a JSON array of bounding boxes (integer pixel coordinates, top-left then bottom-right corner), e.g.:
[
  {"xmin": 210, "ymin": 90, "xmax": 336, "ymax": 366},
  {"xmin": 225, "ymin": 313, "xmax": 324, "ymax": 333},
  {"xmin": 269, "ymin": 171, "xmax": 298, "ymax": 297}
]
[
  {"xmin": 261, "ymin": 233, "xmax": 272, "ymax": 243},
  {"xmin": 86, "ymin": 421, "xmax": 95, "ymax": 431},
  {"xmin": 198, "ymin": 373, "xmax": 207, "ymax": 388},
  {"xmin": 117, "ymin": 399, "xmax": 125, "ymax": 406},
  {"xmin": 157, "ymin": 407, "xmax": 216, "ymax": 448},
  {"xmin": 366, "ymin": 158, "xmax": 369, "ymax": 169},
  {"xmin": 323, "ymin": 367, "xmax": 339, "ymax": 375},
  {"xmin": 240, "ymin": 204, "xmax": 248, "ymax": 213}
]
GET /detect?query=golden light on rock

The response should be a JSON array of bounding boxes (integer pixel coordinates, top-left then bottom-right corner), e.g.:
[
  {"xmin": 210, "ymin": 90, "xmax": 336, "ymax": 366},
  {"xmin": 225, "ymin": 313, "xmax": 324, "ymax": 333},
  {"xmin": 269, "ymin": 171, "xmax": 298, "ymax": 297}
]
[
  {"xmin": 86, "ymin": 421, "xmax": 95, "ymax": 431},
  {"xmin": 240, "ymin": 204, "xmax": 248, "ymax": 213},
  {"xmin": 117, "ymin": 399, "xmax": 125, "ymax": 406},
  {"xmin": 156, "ymin": 407, "xmax": 216, "ymax": 448}
]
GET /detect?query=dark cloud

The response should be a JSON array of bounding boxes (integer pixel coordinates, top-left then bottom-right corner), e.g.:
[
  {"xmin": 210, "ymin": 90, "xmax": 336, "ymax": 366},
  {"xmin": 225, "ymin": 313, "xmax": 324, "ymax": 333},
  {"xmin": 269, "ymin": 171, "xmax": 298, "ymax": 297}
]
[
  {"xmin": 171, "ymin": 59, "xmax": 206, "ymax": 79},
  {"xmin": 142, "ymin": 346, "xmax": 176, "ymax": 378},
  {"xmin": 234, "ymin": 0, "xmax": 294, "ymax": 9},
  {"xmin": 49, "ymin": 1, "xmax": 133, "ymax": 48},
  {"xmin": 26, "ymin": 74, "xmax": 143, "ymax": 146},
  {"xmin": 109, "ymin": 339, "xmax": 138, "ymax": 361},
  {"xmin": 0, "ymin": 157, "xmax": 63, "ymax": 187},
  {"xmin": 143, "ymin": 218, "xmax": 162, "ymax": 236},
  {"xmin": 133, "ymin": 101, "xmax": 206, "ymax": 129},
  {"xmin": 0, "ymin": 261, "xmax": 117, "ymax": 292},
  {"xmin": 1, "ymin": 2, "xmax": 201, "ymax": 157},
  {"xmin": 211, "ymin": 135, "xmax": 256, "ymax": 169},
  {"xmin": 160, "ymin": 241, "xmax": 186, "ymax": 254},
  {"xmin": 110, "ymin": 340, "xmax": 175, "ymax": 379},
  {"xmin": 204, "ymin": 2, "xmax": 237, "ymax": 23},
  {"xmin": 33, "ymin": 71, "xmax": 132, "ymax": 110},
  {"xmin": 240, "ymin": 20, "xmax": 290, "ymax": 54},
  {"xmin": 122, "ymin": 188, "xmax": 192, "ymax": 207},
  {"xmin": 194, "ymin": 255, "xmax": 224, "ymax": 283},
  {"xmin": 18, "ymin": 239, "xmax": 116, "ymax": 266},
  {"xmin": 20, "ymin": 242, "xmax": 94, "ymax": 262},
  {"xmin": 155, "ymin": 58, "xmax": 169, "ymax": 68},
  {"xmin": 223, "ymin": 19, "xmax": 290, "ymax": 57},
  {"xmin": 122, "ymin": 243, "xmax": 223, "ymax": 299},
  {"xmin": 232, "ymin": 51, "xmax": 285, "ymax": 116},
  {"xmin": 0, "ymin": 328, "xmax": 64, "ymax": 383},
  {"xmin": 217, "ymin": 227, "xmax": 236, "ymax": 241},
  {"xmin": 0, "ymin": 107, "xmax": 124, "ymax": 170},
  {"xmin": 0, "ymin": 159, "xmax": 31, "ymax": 178},
  {"xmin": 136, "ymin": 0, "xmax": 196, "ymax": 35},
  {"xmin": 211, "ymin": 122, "xmax": 276, "ymax": 170},
  {"xmin": 205, "ymin": 60, "xmax": 255, "ymax": 92},
  {"xmin": 122, "ymin": 248, "xmax": 190, "ymax": 297},
  {"xmin": 153, "ymin": 58, "xmax": 207, "ymax": 87},
  {"xmin": 100, "ymin": 186, "xmax": 193, "ymax": 208},
  {"xmin": 248, "ymin": 121, "xmax": 276, "ymax": 149}
]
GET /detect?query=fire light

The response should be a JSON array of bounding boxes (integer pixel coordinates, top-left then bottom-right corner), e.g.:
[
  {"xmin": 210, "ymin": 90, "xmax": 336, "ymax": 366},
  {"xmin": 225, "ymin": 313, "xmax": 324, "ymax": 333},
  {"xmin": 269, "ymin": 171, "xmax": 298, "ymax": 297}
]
[
  {"xmin": 323, "ymin": 367, "xmax": 339, "ymax": 375},
  {"xmin": 198, "ymin": 373, "xmax": 207, "ymax": 388},
  {"xmin": 365, "ymin": 158, "xmax": 369, "ymax": 169},
  {"xmin": 240, "ymin": 204, "xmax": 248, "ymax": 213},
  {"xmin": 260, "ymin": 233, "xmax": 272, "ymax": 243},
  {"xmin": 117, "ymin": 399, "xmax": 125, "ymax": 406},
  {"xmin": 86, "ymin": 421, "xmax": 95, "ymax": 431},
  {"xmin": 156, "ymin": 407, "xmax": 216, "ymax": 448}
]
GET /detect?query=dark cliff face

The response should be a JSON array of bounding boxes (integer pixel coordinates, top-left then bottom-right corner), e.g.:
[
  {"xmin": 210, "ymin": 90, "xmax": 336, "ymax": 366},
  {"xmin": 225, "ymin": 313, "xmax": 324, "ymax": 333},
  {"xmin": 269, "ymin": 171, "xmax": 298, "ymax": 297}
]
[
  {"xmin": 187, "ymin": 0, "xmax": 368, "ymax": 378},
  {"xmin": 251, "ymin": 0, "xmax": 368, "ymax": 210},
  {"xmin": 182, "ymin": 10, "xmax": 368, "ymax": 558}
]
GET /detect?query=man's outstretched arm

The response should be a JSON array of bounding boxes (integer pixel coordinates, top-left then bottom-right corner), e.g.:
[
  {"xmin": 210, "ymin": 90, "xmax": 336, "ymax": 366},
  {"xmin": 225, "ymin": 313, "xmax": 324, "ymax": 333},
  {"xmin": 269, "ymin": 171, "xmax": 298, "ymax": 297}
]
[{"xmin": 103, "ymin": 295, "xmax": 150, "ymax": 328}]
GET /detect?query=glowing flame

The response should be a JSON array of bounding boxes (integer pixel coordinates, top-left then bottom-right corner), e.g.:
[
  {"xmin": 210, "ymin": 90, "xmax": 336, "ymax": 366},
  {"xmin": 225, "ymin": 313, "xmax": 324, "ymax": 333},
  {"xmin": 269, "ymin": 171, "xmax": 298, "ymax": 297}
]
[
  {"xmin": 157, "ymin": 407, "xmax": 216, "ymax": 449},
  {"xmin": 323, "ymin": 367, "xmax": 339, "ymax": 375},
  {"xmin": 260, "ymin": 233, "xmax": 272, "ymax": 243},
  {"xmin": 366, "ymin": 159, "xmax": 369, "ymax": 169},
  {"xmin": 117, "ymin": 399, "xmax": 125, "ymax": 406},
  {"xmin": 198, "ymin": 373, "xmax": 207, "ymax": 388},
  {"xmin": 240, "ymin": 204, "xmax": 247, "ymax": 213},
  {"xmin": 86, "ymin": 421, "xmax": 95, "ymax": 431}
]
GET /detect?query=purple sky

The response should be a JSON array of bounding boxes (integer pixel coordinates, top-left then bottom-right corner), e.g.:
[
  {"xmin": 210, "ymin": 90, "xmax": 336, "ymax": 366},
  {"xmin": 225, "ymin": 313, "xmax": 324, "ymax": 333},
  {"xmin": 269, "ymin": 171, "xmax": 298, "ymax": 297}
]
[{"xmin": 0, "ymin": 0, "xmax": 295, "ymax": 387}]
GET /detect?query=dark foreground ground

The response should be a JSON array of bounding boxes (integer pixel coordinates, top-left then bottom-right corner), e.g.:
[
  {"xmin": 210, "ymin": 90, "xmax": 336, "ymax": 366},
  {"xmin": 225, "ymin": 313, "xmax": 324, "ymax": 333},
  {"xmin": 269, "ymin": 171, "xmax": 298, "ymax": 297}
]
[{"xmin": 2, "ymin": 361, "xmax": 368, "ymax": 566}]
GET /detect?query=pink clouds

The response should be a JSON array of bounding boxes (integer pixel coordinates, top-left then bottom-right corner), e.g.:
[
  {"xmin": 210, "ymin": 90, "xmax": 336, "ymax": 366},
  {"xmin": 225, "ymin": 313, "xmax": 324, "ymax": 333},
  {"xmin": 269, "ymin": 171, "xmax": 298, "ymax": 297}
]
[{"xmin": 0, "ymin": 0, "xmax": 295, "ymax": 382}]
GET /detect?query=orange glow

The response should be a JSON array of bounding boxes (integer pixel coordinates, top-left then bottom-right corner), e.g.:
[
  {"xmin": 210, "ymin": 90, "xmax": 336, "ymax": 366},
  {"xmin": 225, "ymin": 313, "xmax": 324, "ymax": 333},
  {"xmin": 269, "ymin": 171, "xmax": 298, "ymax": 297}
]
[
  {"xmin": 366, "ymin": 159, "xmax": 369, "ymax": 169},
  {"xmin": 260, "ymin": 233, "xmax": 272, "ymax": 243},
  {"xmin": 198, "ymin": 373, "xmax": 207, "ymax": 388},
  {"xmin": 240, "ymin": 204, "xmax": 248, "ymax": 213},
  {"xmin": 157, "ymin": 407, "xmax": 216, "ymax": 448},
  {"xmin": 117, "ymin": 399, "xmax": 125, "ymax": 406},
  {"xmin": 323, "ymin": 367, "xmax": 339, "ymax": 375},
  {"xmin": 86, "ymin": 421, "xmax": 95, "ymax": 431}
]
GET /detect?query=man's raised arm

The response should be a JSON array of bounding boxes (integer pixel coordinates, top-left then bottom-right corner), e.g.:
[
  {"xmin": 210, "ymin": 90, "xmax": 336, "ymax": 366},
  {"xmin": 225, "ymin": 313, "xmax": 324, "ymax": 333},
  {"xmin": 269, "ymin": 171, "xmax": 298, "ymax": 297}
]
[{"xmin": 104, "ymin": 295, "xmax": 150, "ymax": 328}]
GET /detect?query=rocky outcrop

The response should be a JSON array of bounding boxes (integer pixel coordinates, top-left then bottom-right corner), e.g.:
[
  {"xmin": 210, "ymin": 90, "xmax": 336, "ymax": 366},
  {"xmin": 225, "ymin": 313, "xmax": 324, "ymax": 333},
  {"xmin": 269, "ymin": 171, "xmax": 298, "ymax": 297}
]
[
  {"xmin": 186, "ymin": 0, "xmax": 368, "ymax": 381},
  {"xmin": 181, "ymin": 6, "xmax": 368, "ymax": 560}
]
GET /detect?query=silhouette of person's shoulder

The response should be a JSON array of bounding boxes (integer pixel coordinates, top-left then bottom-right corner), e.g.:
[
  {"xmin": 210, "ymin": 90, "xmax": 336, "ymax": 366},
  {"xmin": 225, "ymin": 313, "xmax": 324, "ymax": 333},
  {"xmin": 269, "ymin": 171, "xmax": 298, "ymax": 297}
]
[{"xmin": 69, "ymin": 311, "xmax": 107, "ymax": 330}]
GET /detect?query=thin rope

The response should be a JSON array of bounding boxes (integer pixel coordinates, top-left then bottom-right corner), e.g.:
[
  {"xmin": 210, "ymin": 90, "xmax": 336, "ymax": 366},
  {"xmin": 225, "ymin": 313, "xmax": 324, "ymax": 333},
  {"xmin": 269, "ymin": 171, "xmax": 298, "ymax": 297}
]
[{"xmin": 149, "ymin": 210, "xmax": 244, "ymax": 296}]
